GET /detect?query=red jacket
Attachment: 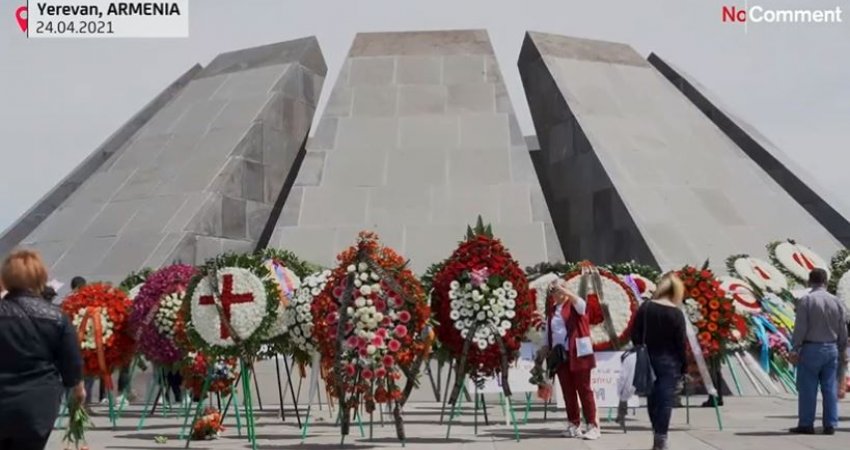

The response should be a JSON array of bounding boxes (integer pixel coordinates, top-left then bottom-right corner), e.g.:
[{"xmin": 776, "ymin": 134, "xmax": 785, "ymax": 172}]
[{"xmin": 548, "ymin": 299, "xmax": 597, "ymax": 372}]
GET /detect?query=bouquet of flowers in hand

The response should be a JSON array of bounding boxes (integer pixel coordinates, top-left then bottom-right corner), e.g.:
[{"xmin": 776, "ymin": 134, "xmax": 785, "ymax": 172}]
[
  {"xmin": 62, "ymin": 403, "xmax": 92, "ymax": 450},
  {"xmin": 191, "ymin": 407, "xmax": 224, "ymax": 440}
]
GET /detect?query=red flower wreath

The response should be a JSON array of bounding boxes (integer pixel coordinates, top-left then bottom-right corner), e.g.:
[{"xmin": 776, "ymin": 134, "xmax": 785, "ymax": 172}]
[
  {"xmin": 561, "ymin": 263, "xmax": 639, "ymax": 351},
  {"xmin": 677, "ymin": 265, "xmax": 734, "ymax": 359},
  {"xmin": 62, "ymin": 283, "xmax": 135, "ymax": 387},
  {"xmin": 312, "ymin": 231, "xmax": 431, "ymax": 410},
  {"xmin": 431, "ymin": 220, "xmax": 533, "ymax": 379}
]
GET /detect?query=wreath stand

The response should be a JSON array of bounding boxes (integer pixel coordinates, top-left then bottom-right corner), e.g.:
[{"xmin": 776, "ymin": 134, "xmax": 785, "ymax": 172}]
[
  {"xmin": 181, "ymin": 358, "xmax": 260, "ymax": 449},
  {"xmin": 271, "ymin": 353, "xmax": 302, "ymax": 426},
  {"xmin": 444, "ymin": 372, "xmax": 520, "ymax": 441},
  {"xmin": 136, "ymin": 366, "xmax": 184, "ymax": 430}
]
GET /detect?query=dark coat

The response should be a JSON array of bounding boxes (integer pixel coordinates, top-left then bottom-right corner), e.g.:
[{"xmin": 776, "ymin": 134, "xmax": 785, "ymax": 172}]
[{"xmin": 0, "ymin": 291, "xmax": 83, "ymax": 438}]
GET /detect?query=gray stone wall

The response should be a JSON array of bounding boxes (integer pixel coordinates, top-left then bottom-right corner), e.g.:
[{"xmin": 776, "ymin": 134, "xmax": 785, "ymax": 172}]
[
  {"xmin": 271, "ymin": 30, "xmax": 563, "ymax": 274},
  {"xmin": 16, "ymin": 38, "xmax": 326, "ymax": 290},
  {"xmin": 519, "ymin": 31, "xmax": 841, "ymax": 271},
  {"xmin": 649, "ymin": 53, "xmax": 850, "ymax": 248}
]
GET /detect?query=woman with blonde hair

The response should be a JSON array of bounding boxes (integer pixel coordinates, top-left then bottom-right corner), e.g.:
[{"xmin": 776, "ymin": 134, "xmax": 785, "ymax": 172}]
[
  {"xmin": 631, "ymin": 272, "xmax": 688, "ymax": 450},
  {"xmin": 544, "ymin": 278, "xmax": 600, "ymax": 440},
  {"xmin": 0, "ymin": 250, "xmax": 84, "ymax": 450}
]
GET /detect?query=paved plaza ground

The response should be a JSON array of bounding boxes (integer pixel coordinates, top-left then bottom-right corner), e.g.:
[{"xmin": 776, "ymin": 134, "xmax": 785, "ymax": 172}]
[{"xmin": 47, "ymin": 395, "xmax": 850, "ymax": 449}]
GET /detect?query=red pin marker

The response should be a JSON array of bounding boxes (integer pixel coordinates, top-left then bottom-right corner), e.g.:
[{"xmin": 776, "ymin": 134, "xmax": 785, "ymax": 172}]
[{"xmin": 15, "ymin": 6, "xmax": 27, "ymax": 33}]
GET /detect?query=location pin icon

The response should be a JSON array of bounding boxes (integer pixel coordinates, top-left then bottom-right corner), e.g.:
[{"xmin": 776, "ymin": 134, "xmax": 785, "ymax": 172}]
[{"xmin": 15, "ymin": 6, "xmax": 27, "ymax": 33}]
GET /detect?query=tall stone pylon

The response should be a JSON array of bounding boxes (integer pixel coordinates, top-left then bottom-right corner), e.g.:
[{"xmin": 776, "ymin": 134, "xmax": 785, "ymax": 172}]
[
  {"xmin": 270, "ymin": 30, "xmax": 563, "ymax": 273},
  {"xmin": 1, "ymin": 38, "xmax": 326, "ymax": 290},
  {"xmin": 519, "ymin": 31, "xmax": 841, "ymax": 270}
]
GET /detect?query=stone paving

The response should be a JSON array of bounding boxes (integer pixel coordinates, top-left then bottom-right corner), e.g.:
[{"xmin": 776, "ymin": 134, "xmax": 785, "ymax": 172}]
[{"xmin": 47, "ymin": 395, "xmax": 850, "ymax": 449}]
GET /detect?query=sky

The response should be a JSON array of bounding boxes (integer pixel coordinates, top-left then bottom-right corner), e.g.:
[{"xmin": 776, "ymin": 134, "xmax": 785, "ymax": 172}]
[{"xmin": 1, "ymin": 0, "xmax": 849, "ymax": 232}]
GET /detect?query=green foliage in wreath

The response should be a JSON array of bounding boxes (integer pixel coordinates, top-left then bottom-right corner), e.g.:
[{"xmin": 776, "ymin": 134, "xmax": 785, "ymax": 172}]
[
  {"xmin": 725, "ymin": 254, "xmax": 749, "ymax": 279},
  {"xmin": 602, "ymin": 260, "xmax": 661, "ymax": 282},
  {"xmin": 524, "ymin": 261, "xmax": 578, "ymax": 281},
  {"xmin": 256, "ymin": 247, "xmax": 321, "ymax": 279},
  {"xmin": 767, "ymin": 239, "xmax": 803, "ymax": 286},
  {"xmin": 828, "ymin": 248, "xmax": 850, "ymax": 294},
  {"xmin": 118, "ymin": 268, "xmax": 153, "ymax": 293},
  {"xmin": 182, "ymin": 252, "xmax": 280, "ymax": 361}
]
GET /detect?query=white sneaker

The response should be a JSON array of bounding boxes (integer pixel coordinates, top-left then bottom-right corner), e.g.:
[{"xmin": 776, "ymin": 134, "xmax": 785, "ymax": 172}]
[
  {"xmin": 561, "ymin": 424, "xmax": 584, "ymax": 438},
  {"xmin": 582, "ymin": 425, "xmax": 601, "ymax": 440},
  {"xmin": 114, "ymin": 394, "xmax": 126, "ymax": 406}
]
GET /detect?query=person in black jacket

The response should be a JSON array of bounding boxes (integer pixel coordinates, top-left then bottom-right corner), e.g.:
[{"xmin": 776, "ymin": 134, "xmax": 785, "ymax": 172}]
[
  {"xmin": 0, "ymin": 250, "xmax": 85, "ymax": 450},
  {"xmin": 631, "ymin": 272, "xmax": 688, "ymax": 450}
]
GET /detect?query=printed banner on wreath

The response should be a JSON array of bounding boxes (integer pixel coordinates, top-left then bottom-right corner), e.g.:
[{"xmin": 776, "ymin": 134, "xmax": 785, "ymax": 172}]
[
  {"xmin": 555, "ymin": 351, "xmax": 639, "ymax": 409},
  {"xmin": 467, "ymin": 343, "xmax": 538, "ymax": 394}
]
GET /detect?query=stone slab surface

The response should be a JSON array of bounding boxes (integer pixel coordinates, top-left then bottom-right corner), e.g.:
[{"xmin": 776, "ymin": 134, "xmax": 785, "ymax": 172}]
[
  {"xmin": 271, "ymin": 30, "xmax": 563, "ymax": 274},
  {"xmin": 16, "ymin": 37, "xmax": 326, "ymax": 291},
  {"xmin": 649, "ymin": 53, "xmax": 850, "ymax": 248},
  {"xmin": 519, "ymin": 31, "xmax": 841, "ymax": 271},
  {"xmin": 47, "ymin": 392, "xmax": 850, "ymax": 449}
]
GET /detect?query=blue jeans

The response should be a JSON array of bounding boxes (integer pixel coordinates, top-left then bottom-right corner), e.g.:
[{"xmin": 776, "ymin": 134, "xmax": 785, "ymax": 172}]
[
  {"xmin": 796, "ymin": 342, "xmax": 839, "ymax": 428},
  {"xmin": 647, "ymin": 352, "xmax": 681, "ymax": 436}
]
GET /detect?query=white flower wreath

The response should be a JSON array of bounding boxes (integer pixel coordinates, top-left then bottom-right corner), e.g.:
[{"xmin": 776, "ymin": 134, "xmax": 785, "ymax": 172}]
[
  {"xmin": 562, "ymin": 273, "xmax": 634, "ymax": 346},
  {"xmin": 72, "ymin": 309, "xmax": 114, "ymax": 350},
  {"xmin": 190, "ymin": 267, "xmax": 270, "ymax": 348},
  {"xmin": 837, "ymin": 271, "xmax": 850, "ymax": 315},
  {"xmin": 154, "ymin": 292, "xmax": 184, "ymax": 339},
  {"xmin": 625, "ymin": 273, "xmax": 656, "ymax": 299},
  {"xmin": 263, "ymin": 261, "xmax": 302, "ymax": 339},
  {"xmin": 732, "ymin": 256, "xmax": 787, "ymax": 292},
  {"xmin": 719, "ymin": 276, "xmax": 761, "ymax": 315},
  {"xmin": 449, "ymin": 277, "xmax": 518, "ymax": 351},
  {"xmin": 283, "ymin": 270, "xmax": 331, "ymax": 353},
  {"xmin": 128, "ymin": 283, "xmax": 145, "ymax": 302},
  {"xmin": 774, "ymin": 242, "xmax": 828, "ymax": 283}
]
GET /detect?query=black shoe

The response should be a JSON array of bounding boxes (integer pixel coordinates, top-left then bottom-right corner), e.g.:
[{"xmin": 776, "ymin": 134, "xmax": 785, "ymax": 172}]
[
  {"xmin": 823, "ymin": 427, "xmax": 835, "ymax": 435},
  {"xmin": 701, "ymin": 396, "xmax": 723, "ymax": 407},
  {"xmin": 790, "ymin": 426, "xmax": 815, "ymax": 435}
]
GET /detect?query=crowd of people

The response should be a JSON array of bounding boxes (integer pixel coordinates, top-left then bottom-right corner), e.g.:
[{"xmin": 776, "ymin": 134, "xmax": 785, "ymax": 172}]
[{"xmin": 0, "ymin": 249, "xmax": 847, "ymax": 450}]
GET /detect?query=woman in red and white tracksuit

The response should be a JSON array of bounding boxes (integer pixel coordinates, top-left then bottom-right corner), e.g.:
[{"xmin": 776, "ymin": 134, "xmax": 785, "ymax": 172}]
[{"xmin": 546, "ymin": 279, "xmax": 600, "ymax": 440}]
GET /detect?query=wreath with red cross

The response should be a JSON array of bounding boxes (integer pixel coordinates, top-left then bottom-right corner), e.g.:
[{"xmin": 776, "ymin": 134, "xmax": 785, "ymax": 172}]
[{"xmin": 183, "ymin": 252, "xmax": 281, "ymax": 359}]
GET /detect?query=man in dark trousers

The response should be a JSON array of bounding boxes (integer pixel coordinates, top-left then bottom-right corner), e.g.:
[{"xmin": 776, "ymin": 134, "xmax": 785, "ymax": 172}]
[{"xmin": 790, "ymin": 268, "xmax": 847, "ymax": 435}]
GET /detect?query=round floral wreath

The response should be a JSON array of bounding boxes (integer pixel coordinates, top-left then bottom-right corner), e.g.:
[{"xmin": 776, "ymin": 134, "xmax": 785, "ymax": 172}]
[
  {"xmin": 282, "ymin": 269, "xmax": 332, "ymax": 365},
  {"xmin": 313, "ymin": 231, "xmax": 430, "ymax": 412},
  {"xmin": 257, "ymin": 248, "xmax": 317, "ymax": 342},
  {"xmin": 837, "ymin": 271, "xmax": 850, "ymax": 314},
  {"xmin": 63, "ymin": 283, "xmax": 135, "ymax": 382},
  {"xmin": 768, "ymin": 240, "xmax": 828, "ymax": 286},
  {"xmin": 677, "ymin": 265, "xmax": 734, "ymax": 359},
  {"xmin": 120, "ymin": 268, "xmax": 152, "ymax": 302},
  {"xmin": 130, "ymin": 264, "xmax": 197, "ymax": 367},
  {"xmin": 718, "ymin": 276, "xmax": 762, "ymax": 315},
  {"xmin": 431, "ymin": 225, "xmax": 533, "ymax": 379},
  {"xmin": 184, "ymin": 253, "xmax": 280, "ymax": 359},
  {"xmin": 828, "ymin": 249, "xmax": 850, "ymax": 294},
  {"xmin": 561, "ymin": 265, "xmax": 639, "ymax": 351},
  {"xmin": 726, "ymin": 254, "xmax": 788, "ymax": 293}
]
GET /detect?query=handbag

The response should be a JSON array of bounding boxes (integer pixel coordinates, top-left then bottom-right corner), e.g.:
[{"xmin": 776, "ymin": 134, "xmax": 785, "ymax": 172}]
[{"xmin": 632, "ymin": 304, "xmax": 656, "ymax": 396}]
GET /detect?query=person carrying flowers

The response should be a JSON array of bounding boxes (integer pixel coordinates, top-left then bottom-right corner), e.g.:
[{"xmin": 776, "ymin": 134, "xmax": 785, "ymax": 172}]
[{"xmin": 545, "ymin": 278, "xmax": 600, "ymax": 440}]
